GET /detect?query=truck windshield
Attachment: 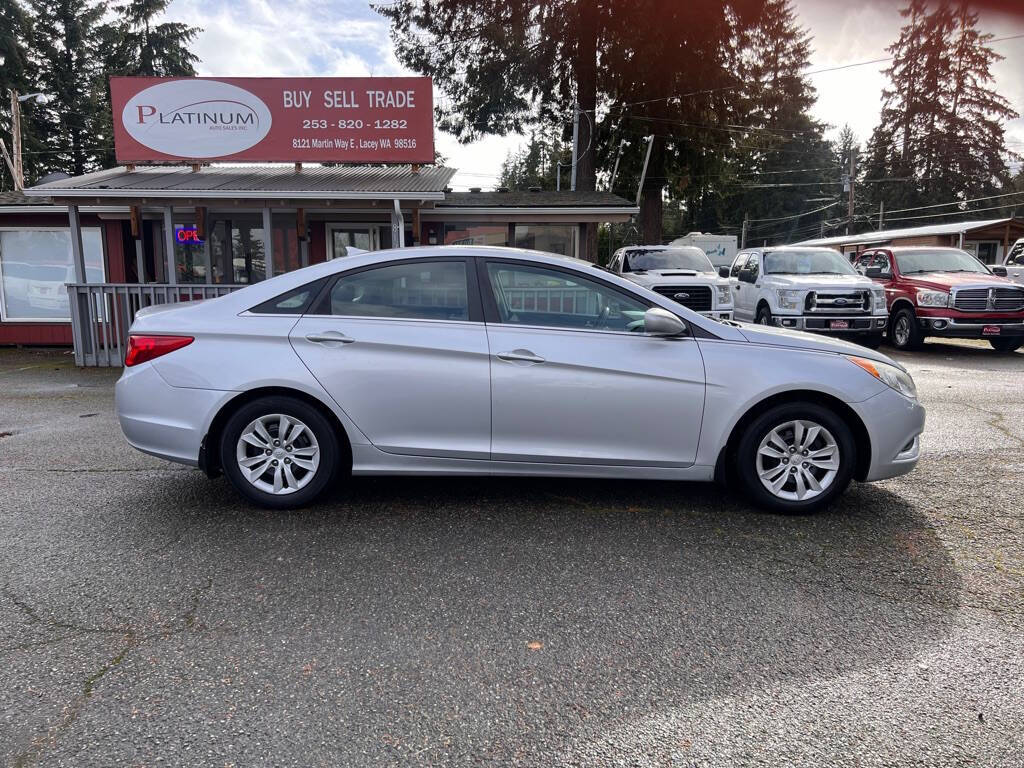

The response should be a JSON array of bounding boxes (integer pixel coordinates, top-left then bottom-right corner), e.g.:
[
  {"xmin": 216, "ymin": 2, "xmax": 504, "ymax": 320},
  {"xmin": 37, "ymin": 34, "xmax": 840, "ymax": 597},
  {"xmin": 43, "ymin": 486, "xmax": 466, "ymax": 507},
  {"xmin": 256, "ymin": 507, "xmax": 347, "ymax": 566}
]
[
  {"xmin": 624, "ymin": 248, "xmax": 712, "ymax": 273},
  {"xmin": 763, "ymin": 249, "xmax": 856, "ymax": 275},
  {"xmin": 895, "ymin": 250, "xmax": 989, "ymax": 274}
]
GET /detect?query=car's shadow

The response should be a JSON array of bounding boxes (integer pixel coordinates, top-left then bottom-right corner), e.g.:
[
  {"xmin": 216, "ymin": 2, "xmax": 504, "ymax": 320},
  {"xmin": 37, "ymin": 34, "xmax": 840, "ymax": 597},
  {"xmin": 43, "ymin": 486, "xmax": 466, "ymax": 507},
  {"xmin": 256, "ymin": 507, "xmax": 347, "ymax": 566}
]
[{"xmin": 94, "ymin": 472, "xmax": 962, "ymax": 762}]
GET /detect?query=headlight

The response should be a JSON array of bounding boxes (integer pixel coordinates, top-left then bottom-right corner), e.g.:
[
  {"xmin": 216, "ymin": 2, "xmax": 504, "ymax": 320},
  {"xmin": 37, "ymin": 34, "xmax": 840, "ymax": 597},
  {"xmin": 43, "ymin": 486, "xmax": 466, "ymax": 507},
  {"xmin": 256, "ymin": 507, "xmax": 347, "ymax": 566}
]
[
  {"xmin": 716, "ymin": 285, "xmax": 732, "ymax": 306},
  {"xmin": 847, "ymin": 356, "xmax": 918, "ymax": 400},
  {"xmin": 776, "ymin": 289, "xmax": 803, "ymax": 310},
  {"xmin": 916, "ymin": 289, "xmax": 950, "ymax": 308},
  {"xmin": 871, "ymin": 288, "xmax": 886, "ymax": 312}
]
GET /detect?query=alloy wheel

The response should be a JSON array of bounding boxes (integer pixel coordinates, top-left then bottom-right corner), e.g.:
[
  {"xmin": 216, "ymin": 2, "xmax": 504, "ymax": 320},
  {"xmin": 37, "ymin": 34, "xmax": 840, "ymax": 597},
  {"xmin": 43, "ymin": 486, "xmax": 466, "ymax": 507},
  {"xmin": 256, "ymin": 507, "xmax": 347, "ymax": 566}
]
[
  {"xmin": 235, "ymin": 413, "xmax": 320, "ymax": 495},
  {"xmin": 893, "ymin": 315, "xmax": 911, "ymax": 346},
  {"xmin": 755, "ymin": 419, "xmax": 840, "ymax": 501}
]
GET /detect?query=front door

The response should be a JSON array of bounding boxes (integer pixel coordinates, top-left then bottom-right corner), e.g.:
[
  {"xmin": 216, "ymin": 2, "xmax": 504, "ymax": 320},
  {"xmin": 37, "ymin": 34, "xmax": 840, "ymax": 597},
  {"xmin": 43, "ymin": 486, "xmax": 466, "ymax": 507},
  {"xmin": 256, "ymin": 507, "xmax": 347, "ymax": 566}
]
[
  {"xmin": 289, "ymin": 258, "xmax": 491, "ymax": 459},
  {"xmin": 481, "ymin": 260, "xmax": 706, "ymax": 466}
]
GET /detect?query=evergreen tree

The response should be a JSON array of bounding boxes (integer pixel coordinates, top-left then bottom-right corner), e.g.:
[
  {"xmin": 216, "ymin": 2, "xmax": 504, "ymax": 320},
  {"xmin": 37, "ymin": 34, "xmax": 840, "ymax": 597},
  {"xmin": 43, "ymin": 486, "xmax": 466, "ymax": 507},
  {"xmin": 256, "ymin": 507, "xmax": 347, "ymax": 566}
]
[
  {"xmin": 864, "ymin": 0, "xmax": 1017, "ymax": 222},
  {"xmin": 25, "ymin": 0, "xmax": 111, "ymax": 178},
  {"xmin": 499, "ymin": 131, "xmax": 567, "ymax": 190},
  {"xmin": 0, "ymin": 0, "xmax": 37, "ymax": 189}
]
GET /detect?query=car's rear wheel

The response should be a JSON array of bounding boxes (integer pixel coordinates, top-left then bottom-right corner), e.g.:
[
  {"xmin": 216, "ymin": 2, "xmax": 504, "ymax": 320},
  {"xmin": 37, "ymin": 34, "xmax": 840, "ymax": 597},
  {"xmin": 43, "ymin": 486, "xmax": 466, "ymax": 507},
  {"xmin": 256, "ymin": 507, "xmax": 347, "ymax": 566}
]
[
  {"xmin": 220, "ymin": 395, "xmax": 341, "ymax": 509},
  {"xmin": 888, "ymin": 306, "xmax": 924, "ymax": 350},
  {"xmin": 989, "ymin": 337, "xmax": 1023, "ymax": 353},
  {"xmin": 736, "ymin": 402, "xmax": 856, "ymax": 514}
]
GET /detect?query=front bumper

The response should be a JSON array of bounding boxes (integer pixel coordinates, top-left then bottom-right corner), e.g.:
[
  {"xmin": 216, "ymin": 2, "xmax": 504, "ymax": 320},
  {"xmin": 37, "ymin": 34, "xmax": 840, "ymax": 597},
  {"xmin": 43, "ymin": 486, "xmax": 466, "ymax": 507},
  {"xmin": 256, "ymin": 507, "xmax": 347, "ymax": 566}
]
[
  {"xmin": 849, "ymin": 387, "xmax": 925, "ymax": 482},
  {"xmin": 773, "ymin": 314, "xmax": 888, "ymax": 334},
  {"xmin": 115, "ymin": 362, "xmax": 235, "ymax": 466},
  {"xmin": 916, "ymin": 315, "xmax": 1024, "ymax": 338}
]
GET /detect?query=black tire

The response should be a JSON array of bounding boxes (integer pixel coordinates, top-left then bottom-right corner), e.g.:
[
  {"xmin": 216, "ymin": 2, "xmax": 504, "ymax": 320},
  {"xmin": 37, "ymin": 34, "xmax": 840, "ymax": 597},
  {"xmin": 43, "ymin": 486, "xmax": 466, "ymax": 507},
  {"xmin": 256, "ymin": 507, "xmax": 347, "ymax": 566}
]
[
  {"xmin": 859, "ymin": 333, "xmax": 883, "ymax": 349},
  {"xmin": 755, "ymin": 304, "xmax": 773, "ymax": 326},
  {"xmin": 220, "ymin": 395, "xmax": 342, "ymax": 509},
  {"xmin": 888, "ymin": 306, "xmax": 924, "ymax": 350},
  {"xmin": 989, "ymin": 337, "xmax": 1024, "ymax": 353},
  {"xmin": 735, "ymin": 402, "xmax": 857, "ymax": 514}
]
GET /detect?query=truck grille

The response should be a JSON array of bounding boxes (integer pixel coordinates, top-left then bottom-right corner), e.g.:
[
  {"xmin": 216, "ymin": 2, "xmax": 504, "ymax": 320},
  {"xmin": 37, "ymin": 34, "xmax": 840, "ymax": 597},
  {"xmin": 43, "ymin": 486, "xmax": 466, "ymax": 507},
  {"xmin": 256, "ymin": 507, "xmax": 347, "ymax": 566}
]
[
  {"xmin": 804, "ymin": 291, "xmax": 870, "ymax": 313},
  {"xmin": 952, "ymin": 287, "xmax": 1024, "ymax": 312},
  {"xmin": 652, "ymin": 285, "xmax": 713, "ymax": 312}
]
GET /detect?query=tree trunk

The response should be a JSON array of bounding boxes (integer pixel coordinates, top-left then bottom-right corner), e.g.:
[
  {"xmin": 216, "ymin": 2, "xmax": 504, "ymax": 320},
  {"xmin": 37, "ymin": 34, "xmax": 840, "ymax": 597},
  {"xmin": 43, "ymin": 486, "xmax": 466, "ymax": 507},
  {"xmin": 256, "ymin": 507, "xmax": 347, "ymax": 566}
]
[{"xmin": 639, "ymin": 139, "xmax": 666, "ymax": 244}]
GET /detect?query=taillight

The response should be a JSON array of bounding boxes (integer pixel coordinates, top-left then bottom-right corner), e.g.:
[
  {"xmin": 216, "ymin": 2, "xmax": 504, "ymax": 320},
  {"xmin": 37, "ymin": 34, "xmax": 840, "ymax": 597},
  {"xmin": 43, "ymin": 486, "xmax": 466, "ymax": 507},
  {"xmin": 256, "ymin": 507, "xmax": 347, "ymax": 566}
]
[{"xmin": 124, "ymin": 335, "xmax": 194, "ymax": 366}]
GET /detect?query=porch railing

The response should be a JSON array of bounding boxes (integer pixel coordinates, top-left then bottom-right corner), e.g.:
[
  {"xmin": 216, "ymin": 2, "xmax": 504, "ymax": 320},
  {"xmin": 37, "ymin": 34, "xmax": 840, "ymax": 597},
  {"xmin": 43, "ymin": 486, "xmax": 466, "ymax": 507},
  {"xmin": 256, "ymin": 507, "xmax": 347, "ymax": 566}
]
[{"xmin": 67, "ymin": 283, "xmax": 244, "ymax": 367}]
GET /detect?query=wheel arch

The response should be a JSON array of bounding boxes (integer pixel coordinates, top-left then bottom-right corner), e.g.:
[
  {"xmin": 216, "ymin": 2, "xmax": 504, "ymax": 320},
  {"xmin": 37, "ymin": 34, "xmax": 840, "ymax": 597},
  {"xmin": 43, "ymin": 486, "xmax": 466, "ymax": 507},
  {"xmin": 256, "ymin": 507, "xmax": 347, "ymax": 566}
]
[
  {"xmin": 888, "ymin": 297, "xmax": 916, "ymax": 317},
  {"xmin": 714, "ymin": 389, "xmax": 872, "ymax": 485},
  {"xmin": 198, "ymin": 386, "xmax": 352, "ymax": 478}
]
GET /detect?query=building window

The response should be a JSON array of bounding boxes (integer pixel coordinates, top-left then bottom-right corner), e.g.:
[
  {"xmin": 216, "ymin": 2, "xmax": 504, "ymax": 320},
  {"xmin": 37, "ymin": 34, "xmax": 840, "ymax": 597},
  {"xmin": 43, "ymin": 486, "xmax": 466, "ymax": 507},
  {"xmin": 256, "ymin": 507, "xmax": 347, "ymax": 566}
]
[
  {"xmin": 209, "ymin": 215, "xmax": 266, "ymax": 284},
  {"xmin": 513, "ymin": 224, "xmax": 576, "ymax": 257},
  {"xmin": 0, "ymin": 228, "xmax": 105, "ymax": 322},
  {"xmin": 173, "ymin": 219, "xmax": 208, "ymax": 283},
  {"xmin": 443, "ymin": 223, "xmax": 509, "ymax": 246}
]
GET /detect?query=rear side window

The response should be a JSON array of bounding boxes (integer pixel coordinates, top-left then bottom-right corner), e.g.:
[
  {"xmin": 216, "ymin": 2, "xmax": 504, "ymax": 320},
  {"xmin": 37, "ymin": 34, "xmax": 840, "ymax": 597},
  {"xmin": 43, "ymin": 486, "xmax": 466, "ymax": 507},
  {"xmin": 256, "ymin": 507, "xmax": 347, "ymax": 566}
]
[
  {"xmin": 250, "ymin": 278, "xmax": 328, "ymax": 314},
  {"xmin": 316, "ymin": 260, "xmax": 470, "ymax": 321}
]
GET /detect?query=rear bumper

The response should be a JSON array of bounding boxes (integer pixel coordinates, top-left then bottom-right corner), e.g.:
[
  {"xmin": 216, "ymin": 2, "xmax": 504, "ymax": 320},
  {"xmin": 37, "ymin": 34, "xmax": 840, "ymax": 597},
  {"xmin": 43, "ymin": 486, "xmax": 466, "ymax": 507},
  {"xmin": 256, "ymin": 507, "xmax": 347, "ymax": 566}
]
[
  {"xmin": 916, "ymin": 315, "xmax": 1024, "ymax": 338},
  {"xmin": 115, "ymin": 362, "xmax": 234, "ymax": 466},
  {"xmin": 773, "ymin": 314, "xmax": 887, "ymax": 334},
  {"xmin": 850, "ymin": 387, "xmax": 925, "ymax": 482}
]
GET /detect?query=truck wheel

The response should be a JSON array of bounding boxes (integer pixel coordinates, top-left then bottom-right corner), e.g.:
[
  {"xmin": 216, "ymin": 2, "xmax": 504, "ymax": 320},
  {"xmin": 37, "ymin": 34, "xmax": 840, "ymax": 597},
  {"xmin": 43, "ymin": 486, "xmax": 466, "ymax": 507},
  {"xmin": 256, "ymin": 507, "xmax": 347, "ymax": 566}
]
[
  {"xmin": 989, "ymin": 337, "xmax": 1023, "ymax": 353},
  {"xmin": 755, "ymin": 305, "xmax": 773, "ymax": 326},
  {"xmin": 888, "ymin": 307, "xmax": 924, "ymax": 350}
]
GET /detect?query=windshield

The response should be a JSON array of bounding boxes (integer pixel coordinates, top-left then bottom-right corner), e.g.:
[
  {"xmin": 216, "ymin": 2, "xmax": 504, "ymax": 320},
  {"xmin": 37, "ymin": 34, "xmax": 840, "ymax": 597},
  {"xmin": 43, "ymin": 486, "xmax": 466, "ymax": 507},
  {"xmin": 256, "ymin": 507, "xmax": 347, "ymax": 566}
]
[
  {"xmin": 763, "ymin": 249, "xmax": 857, "ymax": 275},
  {"xmin": 894, "ymin": 249, "xmax": 989, "ymax": 275},
  {"xmin": 624, "ymin": 247, "xmax": 712, "ymax": 272}
]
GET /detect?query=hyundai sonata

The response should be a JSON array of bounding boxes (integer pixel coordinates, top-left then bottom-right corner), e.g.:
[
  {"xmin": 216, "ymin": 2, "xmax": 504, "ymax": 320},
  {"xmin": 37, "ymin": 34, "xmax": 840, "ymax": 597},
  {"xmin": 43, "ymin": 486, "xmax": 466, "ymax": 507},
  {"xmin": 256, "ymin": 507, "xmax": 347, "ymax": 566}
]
[{"xmin": 115, "ymin": 246, "xmax": 924, "ymax": 513}]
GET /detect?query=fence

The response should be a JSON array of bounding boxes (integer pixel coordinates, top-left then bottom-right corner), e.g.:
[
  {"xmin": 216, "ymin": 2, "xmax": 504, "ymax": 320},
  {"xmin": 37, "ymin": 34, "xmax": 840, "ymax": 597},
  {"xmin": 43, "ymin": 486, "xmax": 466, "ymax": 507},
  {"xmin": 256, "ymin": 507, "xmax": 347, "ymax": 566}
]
[{"xmin": 67, "ymin": 283, "xmax": 243, "ymax": 367}]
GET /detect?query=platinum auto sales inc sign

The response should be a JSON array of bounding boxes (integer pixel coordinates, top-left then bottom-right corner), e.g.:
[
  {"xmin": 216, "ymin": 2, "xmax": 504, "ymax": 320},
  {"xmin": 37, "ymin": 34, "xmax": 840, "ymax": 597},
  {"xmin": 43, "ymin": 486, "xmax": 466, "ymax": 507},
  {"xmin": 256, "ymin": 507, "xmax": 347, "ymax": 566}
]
[{"xmin": 110, "ymin": 76, "xmax": 434, "ymax": 164}]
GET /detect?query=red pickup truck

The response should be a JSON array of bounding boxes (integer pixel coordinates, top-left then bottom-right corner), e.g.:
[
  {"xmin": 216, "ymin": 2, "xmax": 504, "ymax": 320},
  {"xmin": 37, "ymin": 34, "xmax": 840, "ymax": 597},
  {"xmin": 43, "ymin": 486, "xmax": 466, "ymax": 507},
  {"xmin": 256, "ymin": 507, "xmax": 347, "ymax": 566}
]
[{"xmin": 853, "ymin": 246, "xmax": 1024, "ymax": 353}]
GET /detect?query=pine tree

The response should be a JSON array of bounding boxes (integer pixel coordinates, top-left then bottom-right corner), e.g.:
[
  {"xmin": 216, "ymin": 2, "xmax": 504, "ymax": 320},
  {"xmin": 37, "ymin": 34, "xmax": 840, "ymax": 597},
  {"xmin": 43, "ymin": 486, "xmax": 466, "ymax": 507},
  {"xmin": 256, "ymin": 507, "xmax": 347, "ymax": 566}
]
[
  {"xmin": 499, "ymin": 131, "xmax": 567, "ymax": 190},
  {"xmin": 864, "ymin": 0, "xmax": 1017, "ymax": 222},
  {"xmin": 25, "ymin": 0, "xmax": 111, "ymax": 178}
]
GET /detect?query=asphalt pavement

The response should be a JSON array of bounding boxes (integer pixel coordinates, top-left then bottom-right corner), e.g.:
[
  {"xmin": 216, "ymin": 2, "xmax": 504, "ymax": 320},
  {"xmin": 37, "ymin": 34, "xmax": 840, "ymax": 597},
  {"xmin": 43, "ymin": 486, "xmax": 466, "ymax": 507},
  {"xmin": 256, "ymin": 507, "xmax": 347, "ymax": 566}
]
[{"xmin": 1, "ymin": 339, "xmax": 1022, "ymax": 767}]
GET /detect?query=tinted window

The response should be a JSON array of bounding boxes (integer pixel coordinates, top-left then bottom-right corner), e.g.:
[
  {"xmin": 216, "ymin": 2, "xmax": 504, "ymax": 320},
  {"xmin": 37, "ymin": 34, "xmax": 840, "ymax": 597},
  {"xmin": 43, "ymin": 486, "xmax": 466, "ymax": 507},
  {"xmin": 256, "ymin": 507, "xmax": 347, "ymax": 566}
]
[
  {"xmin": 730, "ymin": 253, "xmax": 749, "ymax": 277},
  {"xmin": 486, "ymin": 263, "xmax": 648, "ymax": 332},
  {"xmin": 250, "ymin": 278, "xmax": 328, "ymax": 314},
  {"xmin": 321, "ymin": 261, "xmax": 469, "ymax": 321}
]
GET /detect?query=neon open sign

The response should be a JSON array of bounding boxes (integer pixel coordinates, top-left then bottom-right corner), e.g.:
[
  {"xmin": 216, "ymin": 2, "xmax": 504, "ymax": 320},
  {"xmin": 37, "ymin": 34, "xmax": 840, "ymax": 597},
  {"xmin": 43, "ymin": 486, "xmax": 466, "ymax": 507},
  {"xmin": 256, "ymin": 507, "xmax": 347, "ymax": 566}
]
[{"xmin": 175, "ymin": 225, "xmax": 204, "ymax": 245}]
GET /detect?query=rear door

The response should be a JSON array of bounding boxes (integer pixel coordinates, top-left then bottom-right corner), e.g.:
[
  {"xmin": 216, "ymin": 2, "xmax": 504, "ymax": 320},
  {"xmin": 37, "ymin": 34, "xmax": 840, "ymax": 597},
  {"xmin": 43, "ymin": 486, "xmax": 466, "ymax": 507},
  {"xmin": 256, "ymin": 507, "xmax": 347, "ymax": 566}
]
[
  {"xmin": 480, "ymin": 259, "xmax": 706, "ymax": 467},
  {"xmin": 289, "ymin": 258, "xmax": 491, "ymax": 459}
]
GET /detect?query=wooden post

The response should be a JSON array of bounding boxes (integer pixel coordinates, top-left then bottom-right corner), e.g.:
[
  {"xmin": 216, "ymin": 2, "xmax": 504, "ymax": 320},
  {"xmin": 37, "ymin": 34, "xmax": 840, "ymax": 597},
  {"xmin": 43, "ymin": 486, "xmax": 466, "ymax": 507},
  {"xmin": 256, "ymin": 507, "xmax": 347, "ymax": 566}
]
[
  {"xmin": 1004, "ymin": 220, "xmax": 1011, "ymax": 262},
  {"xmin": 297, "ymin": 208, "xmax": 309, "ymax": 268},
  {"xmin": 129, "ymin": 206, "xmax": 144, "ymax": 282},
  {"xmin": 411, "ymin": 207, "xmax": 421, "ymax": 246}
]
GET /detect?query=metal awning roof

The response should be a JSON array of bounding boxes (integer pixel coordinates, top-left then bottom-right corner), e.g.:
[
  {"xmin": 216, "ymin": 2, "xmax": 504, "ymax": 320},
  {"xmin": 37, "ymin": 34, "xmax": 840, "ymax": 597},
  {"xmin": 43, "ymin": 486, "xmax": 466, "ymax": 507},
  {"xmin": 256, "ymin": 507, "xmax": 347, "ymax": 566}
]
[
  {"xmin": 23, "ymin": 164, "xmax": 457, "ymax": 201},
  {"xmin": 793, "ymin": 218, "xmax": 1020, "ymax": 247}
]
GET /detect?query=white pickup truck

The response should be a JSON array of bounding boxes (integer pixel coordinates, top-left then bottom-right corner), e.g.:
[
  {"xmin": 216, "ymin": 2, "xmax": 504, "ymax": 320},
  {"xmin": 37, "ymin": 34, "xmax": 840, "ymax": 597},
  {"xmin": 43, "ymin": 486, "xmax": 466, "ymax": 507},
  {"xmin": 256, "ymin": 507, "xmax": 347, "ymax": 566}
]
[
  {"xmin": 609, "ymin": 245, "xmax": 734, "ymax": 320},
  {"xmin": 1001, "ymin": 238, "xmax": 1024, "ymax": 284},
  {"xmin": 729, "ymin": 246, "xmax": 889, "ymax": 347}
]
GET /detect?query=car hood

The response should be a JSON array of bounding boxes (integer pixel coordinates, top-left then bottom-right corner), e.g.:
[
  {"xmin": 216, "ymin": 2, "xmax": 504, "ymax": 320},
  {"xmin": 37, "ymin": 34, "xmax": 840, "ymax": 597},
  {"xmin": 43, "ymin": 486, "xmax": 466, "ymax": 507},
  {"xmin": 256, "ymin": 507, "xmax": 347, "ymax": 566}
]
[
  {"xmin": 764, "ymin": 273, "xmax": 874, "ymax": 289},
  {"xmin": 898, "ymin": 272, "xmax": 1020, "ymax": 290},
  {"xmin": 733, "ymin": 321, "xmax": 901, "ymax": 367}
]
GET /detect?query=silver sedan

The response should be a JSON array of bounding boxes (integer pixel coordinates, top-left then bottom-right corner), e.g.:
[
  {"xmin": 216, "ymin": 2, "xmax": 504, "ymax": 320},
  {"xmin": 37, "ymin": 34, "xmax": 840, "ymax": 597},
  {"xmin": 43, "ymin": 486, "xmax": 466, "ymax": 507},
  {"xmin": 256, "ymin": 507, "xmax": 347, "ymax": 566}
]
[{"xmin": 115, "ymin": 246, "xmax": 924, "ymax": 513}]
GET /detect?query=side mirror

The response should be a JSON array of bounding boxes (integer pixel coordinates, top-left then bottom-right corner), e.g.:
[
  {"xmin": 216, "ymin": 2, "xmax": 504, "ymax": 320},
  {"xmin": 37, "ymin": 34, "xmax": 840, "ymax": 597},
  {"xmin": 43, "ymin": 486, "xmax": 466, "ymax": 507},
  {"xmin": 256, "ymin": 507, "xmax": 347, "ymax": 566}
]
[
  {"xmin": 738, "ymin": 268, "xmax": 754, "ymax": 284},
  {"xmin": 718, "ymin": 265, "xmax": 731, "ymax": 279},
  {"xmin": 992, "ymin": 265, "xmax": 1008, "ymax": 277},
  {"xmin": 644, "ymin": 307, "xmax": 687, "ymax": 337},
  {"xmin": 865, "ymin": 266, "xmax": 882, "ymax": 278}
]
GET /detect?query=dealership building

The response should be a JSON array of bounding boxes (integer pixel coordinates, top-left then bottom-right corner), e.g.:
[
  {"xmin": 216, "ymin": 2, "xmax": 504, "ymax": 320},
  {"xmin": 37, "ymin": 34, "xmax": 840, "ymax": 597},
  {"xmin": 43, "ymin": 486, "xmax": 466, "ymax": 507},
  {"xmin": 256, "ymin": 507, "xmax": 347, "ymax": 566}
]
[{"xmin": 0, "ymin": 76, "xmax": 637, "ymax": 362}]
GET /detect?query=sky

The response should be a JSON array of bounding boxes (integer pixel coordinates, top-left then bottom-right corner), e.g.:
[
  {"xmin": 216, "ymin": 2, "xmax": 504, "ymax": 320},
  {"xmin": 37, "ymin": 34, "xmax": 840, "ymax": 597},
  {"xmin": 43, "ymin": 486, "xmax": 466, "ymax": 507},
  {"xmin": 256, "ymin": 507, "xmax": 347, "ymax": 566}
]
[{"xmin": 163, "ymin": 0, "xmax": 1024, "ymax": 190}]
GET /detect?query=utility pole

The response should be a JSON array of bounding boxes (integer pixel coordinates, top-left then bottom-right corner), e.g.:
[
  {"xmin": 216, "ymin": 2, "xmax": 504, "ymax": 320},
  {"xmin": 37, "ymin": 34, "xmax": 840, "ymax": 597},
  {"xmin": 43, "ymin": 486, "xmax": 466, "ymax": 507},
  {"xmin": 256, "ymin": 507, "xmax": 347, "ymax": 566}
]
[
  {"xmin": 10, "ymin": 90, "xmax": 24, "ymax": 190},
  {"xmin": 570, "ymin": 103, "xmax": 580, "ymax": 192},
  {"xmin": 635, "ymin": 135, "xmax": 654, "ymax": 208},
  {"xmin": 740, "ymin": 213, "xmax": 749, "ymax": 249},
  {"xmin": 608, "ymin": 138, "xmax": 626, "ymax": 192},
  {"xmin": 879, "ymin": 200, "xmax": 885, "ymax": 230},
  {"xmin": 846, "ymin": 152, "xmax": 856, "ymax": 235},
  {"xmin": 556, "ymin": 162, "xmax": 561, "ymax": 192}
]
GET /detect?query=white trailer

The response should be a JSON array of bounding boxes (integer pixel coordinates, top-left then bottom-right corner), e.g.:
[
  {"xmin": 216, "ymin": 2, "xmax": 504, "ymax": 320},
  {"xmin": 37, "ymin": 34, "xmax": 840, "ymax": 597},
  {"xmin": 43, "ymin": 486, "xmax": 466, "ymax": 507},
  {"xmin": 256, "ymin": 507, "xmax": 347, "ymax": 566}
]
[{"xmin": 668, "ymin": 232, "xmax": 737, "ymax": 268}]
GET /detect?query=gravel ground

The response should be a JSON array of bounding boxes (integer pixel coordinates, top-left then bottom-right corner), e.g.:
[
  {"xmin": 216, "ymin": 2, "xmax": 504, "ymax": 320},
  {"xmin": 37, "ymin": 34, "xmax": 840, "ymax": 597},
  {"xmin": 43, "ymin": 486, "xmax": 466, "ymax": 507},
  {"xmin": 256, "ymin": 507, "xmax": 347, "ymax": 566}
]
[{"xmin": 0, "ymin": 339, "xmax": 1021, "ymax": 767}]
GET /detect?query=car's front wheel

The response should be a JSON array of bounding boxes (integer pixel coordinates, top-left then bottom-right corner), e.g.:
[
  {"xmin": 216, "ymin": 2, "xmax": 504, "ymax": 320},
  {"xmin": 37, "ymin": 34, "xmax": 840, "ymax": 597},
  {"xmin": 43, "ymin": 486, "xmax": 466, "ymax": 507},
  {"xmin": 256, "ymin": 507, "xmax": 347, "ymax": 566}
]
[
  {"xmin": 220, "ymin": 395, "xmax": 341, "ymax": 509},
  {"xmin": 989, "ymin": 337, "xmax": 1023, "ymax": 353},
  {"xmin": 755, "ymin": 305, "xmax": 773, "ymax": 326},
  {"xmin": 735, "ymin": 402, "xmax": 856, "ymax": 514},
  {"xmin": 888, "ymin": 306, "xmax": 924, "ymax": 350}
]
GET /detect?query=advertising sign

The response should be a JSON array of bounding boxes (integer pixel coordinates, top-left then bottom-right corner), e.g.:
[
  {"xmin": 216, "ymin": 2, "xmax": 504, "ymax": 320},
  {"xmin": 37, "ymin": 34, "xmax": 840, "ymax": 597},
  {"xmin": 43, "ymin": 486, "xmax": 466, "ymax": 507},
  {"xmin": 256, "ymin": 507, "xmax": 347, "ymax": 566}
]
[{"xmin": 110, "ymin": 76, "xmax": 434, "ymax": 164}]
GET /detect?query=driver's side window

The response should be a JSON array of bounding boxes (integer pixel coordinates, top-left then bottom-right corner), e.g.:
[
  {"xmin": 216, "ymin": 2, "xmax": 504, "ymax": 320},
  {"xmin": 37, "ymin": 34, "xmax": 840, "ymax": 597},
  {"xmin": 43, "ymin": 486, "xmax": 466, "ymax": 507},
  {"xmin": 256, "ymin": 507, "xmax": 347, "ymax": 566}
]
[
  {"xmin": 485, "ymin": 262, "xmax": 648, "ymax": 332},
  {"xmin": 730, "ymin": 253, "xmax": 749, "ymax": 277}
]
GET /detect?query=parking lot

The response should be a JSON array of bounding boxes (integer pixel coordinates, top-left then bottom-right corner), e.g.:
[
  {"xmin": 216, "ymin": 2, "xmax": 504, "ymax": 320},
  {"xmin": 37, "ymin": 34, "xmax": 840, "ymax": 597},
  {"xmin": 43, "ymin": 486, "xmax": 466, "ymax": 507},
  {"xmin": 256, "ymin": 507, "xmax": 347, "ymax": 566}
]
[{"xmin": 1, "ymin": 341, "xmax": 1022, "ymax": 767}]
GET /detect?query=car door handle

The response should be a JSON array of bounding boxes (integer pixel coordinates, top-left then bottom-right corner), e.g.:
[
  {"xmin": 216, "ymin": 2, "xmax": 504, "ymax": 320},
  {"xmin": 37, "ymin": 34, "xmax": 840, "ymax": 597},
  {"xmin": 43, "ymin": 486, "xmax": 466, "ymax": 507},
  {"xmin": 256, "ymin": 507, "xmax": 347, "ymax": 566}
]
[
  {"xmin": 305, "ymin": 331, "xmax": 355, "ymax": 344},
  {"xmin": 496, "ymin": 349, "xmax": 546, "ymax": 364}
]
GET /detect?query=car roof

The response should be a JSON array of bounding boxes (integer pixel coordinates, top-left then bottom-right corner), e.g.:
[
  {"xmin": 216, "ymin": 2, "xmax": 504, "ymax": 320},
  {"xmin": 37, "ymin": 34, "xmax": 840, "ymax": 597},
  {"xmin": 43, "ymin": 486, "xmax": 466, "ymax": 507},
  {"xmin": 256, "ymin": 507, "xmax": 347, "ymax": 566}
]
[{"xmin": 878, "ymin": 246, "xmax": 969, "ymax": 253}]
